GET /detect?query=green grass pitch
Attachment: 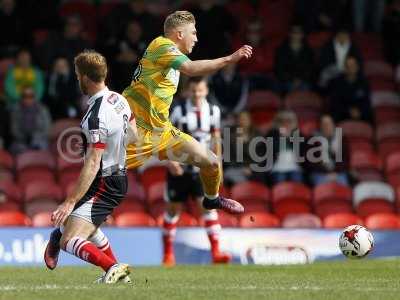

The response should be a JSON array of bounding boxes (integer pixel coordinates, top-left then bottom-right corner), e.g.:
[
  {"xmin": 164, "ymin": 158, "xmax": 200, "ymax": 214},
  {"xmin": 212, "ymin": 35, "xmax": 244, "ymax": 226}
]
[{"xmin": 0, "ymin": 260, "xmax": 399, "ymax": 300}]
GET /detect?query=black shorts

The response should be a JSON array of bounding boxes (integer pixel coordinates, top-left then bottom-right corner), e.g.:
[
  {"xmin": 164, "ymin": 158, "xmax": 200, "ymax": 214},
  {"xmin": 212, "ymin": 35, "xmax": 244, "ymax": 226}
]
[
  {"xmin": 165, "ymin": 171, "xmax": 203, "ymax": 202},
  {"xmin": 70, "ymin": 175, "xmax": 127, "ymax": 227}
]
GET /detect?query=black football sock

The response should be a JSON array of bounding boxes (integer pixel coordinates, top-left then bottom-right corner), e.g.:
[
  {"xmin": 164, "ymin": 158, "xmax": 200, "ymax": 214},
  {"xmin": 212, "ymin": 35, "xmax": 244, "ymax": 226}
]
[{"xmin": 203, "ymin": 197, "xmax": 221, "ymax": 210}]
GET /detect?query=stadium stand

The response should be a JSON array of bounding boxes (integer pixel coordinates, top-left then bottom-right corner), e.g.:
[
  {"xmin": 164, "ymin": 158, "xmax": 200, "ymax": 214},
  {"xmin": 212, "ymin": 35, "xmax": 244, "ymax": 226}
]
[
  {"xmin": 323, "ymin": 213, "xmax": 363, "ymax": 229},
  {"xmin": 365, "ymin": 213, "xmax": 400, "ymax": 230},
  {"xmin": 239, "ymin": 212, "xmax": 280, "ymax": 228},
  {"xmin": 0, "ymin": 0, "xmax": 399, "ymax": 230}
]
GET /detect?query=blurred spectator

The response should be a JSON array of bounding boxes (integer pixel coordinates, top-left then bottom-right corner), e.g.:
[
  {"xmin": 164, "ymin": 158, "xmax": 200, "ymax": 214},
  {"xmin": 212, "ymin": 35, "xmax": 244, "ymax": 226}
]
[
  {"xmin": 235, "ymin": 19, "xmax": 270, "ymax": 76},
  {"xmin": 99, "ymin": 0, "xmax": 160, "ymax": 46},
  {"xmin": 319, "ymin": 28, "xmax": 363, "ymax": 88},
  {"xmin": 274, "ymin": 24, "xmax": 315, "ymax": 93},
  {"xmin": 294, "ymin": 0, "xmax": 350, "ymax": 33},
  {"xmin": 328, "ymin": 56, "xmax": 372, "ymax": 123},
  {"xmin": 45, "ymin": 57, "xmax": 80, "ymax": 120},
  {"xmin": 308, "ymin": 115, "xmax": 349, "ymax": 186},
  {"xmin": 10, "ymin": 87, "xmax": 51, "ymax": 153},
  {"xmin": 353, "ymin": 0, "xmax": 385, "ymax": 33},
  {"xmin": 189, "ymin": 0, "xmax": 236, "ymax": 59},
  {"xmin": 209, "ymin": 63, "xmax": 248, "ymax": 117},
  {"xmin": 234, "ymin": 19, "xmax": 275, "ymax": 90},
  {"xmin": 383, "ymin": 0, "xmax": 400, "ymax": 66},
  {"xmin": 261, "ymin": 111, "xmax": 306, "ymax": 185},
  {"xmin": 0, "ymin": 0, "xmax": 24, "ymax": 58},
  {"xmin": 4, "ymin": 49, "xmax": 44, "ymax": 105},
  {"xmin": 0, "ymin": 96, "xmax": 10, "ymax": 149},
  {"xmin": 109, "ymin": 20, "xmax": 146, "ymax": 93},
  {"xmin": 0, "ymin": 189, "xmax": 5, "ymax": 203},
  {"xmin": 37, "ymin": 15, "xmax": 91, "ymax": 70},
  {"xmin": 223, "ymin": 111, "xmax": 262, "ymax": 187}
]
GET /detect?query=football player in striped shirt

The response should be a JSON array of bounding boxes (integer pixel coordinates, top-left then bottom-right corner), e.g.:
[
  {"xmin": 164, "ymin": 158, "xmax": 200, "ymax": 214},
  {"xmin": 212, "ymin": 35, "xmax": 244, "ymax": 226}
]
[
  {"xmin": 123, "ymin": 10, "xmax": 252, "ymax": 215},
  {"xmin": 162, "ymin": 77, "xmax": 231, "ymax": 266}
]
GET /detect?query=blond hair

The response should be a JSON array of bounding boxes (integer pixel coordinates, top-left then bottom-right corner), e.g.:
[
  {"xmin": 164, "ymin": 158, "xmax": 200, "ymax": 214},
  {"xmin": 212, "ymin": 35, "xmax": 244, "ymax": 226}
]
[
  {"xmin": 74, "ymin": 50, "xmax": 107, "ymax": 83},
  {"xmin": 164, "ymin": 10, "xmax": 195, "ymax": 34}
]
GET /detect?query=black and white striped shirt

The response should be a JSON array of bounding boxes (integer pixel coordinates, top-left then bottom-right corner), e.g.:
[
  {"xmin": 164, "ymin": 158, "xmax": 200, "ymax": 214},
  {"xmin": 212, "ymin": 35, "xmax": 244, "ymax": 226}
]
[
  {"xmin": 170, "ymin": 98, "xmax": 221, "ymax": 172},
  {"xmin": 81, "ymin": 87, "xmax": 132, "ymax": 176}
]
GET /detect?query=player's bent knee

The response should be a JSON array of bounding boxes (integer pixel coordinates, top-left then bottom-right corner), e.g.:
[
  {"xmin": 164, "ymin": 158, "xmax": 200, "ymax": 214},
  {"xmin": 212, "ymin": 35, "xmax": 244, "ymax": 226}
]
[{"xmin": 201, "ymin": 152, "xmax": 219, "ymax": 169}]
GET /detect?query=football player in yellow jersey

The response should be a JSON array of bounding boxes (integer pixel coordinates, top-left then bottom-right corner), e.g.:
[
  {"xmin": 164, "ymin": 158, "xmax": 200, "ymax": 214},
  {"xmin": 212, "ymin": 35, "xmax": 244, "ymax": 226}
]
[{"xmin": 123, "ymin": 10, "xmax": 252, "ymax": 214}]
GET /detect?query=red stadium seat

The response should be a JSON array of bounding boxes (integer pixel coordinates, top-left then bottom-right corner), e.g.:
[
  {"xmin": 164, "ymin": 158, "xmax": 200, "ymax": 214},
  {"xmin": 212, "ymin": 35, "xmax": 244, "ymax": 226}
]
[
  {"xmin": 24, "ymin": 181, "xmax": 62, "ymax": 203},
  {"xmin": 385, "ymin": 152, "xmax": 400, "ymax": 176},
  {"xmin": 57, "ymin": 154, "xmax": 83, "ymax": 174},
  {"xmin": 0, "ymin": 149, "xmax": 13, "ymax": 170},
  {"xmin": 0, "ymin": 201, "xmax": 21, "ymax": 212},
  {"xmin": 157, "ymin": 212, "xmax": 199, "ymax": 227},
  {"xmin": 16, "ymin": 150, "xmax": 56, "ymax": 172},
  {"xmin": 272, "ymin": 182, "xmax": 312, "ymax": 219},
  {"xmin": 374, "ymin": 107, "xmax": 400, "ymax": 125},
  {"xmin": 18, "ymin": 169, "xmax": 56, "ymax": 188},
  {"xmin": 49, "ymin": 118, "xmax": 82, "ymax": 154},
  {"xmin": 59, "ymin": 170, "xmax": 79, "ymax": 188},
  {"xmin": 282, "ymin": 213, "xmax": 322, "ymax": 228},
  {"xmin": 230, "ymin": 181, "xmax": 270, "ymax": 205},
  {"xmin": 24, "ymin": 201, "xmax": 58, "ymax": 217},
  {"xmin": 115, "ymin": 212, "xmax": 156, "ymax": 227},
  {"xmin": 284, "ymin": 91, "xmax": 323, "ymax": 112},
  {"xmin": 350, "ymin": 150, "xmax": 383, "ymax": 181},
  {"xmin": 314, "ymin": 201, "xmax": 354, "ymax": 219},
  {"xmin": 347, "ymin": 141, "xmax": 374, "ymax": 154},
  {"xmin": 378, "ymin": 141, "xmax": 400, "ymax": 161},
  {"xmin": 146, "ymin": 182, "xmax": 165, "ymax": 204},
  {"xmin": 0, "ymin": 211, "xmax": 31, "ymax": 226},
  {"xmin": 247, "ymin": 90, "xmax": 280, "ymax": 130},
  {"xmin": 323, "ymin": 213, "xmax": 363, "ymax": 229},
  {"xmin": 388, "ymin": 173, "xmax": 400, "ymax": 188},
  {"xmin": 299, "ymin": 119, "xmax": 319, "ymax": 137},
  {"xmin": 50, "ymin": 118, "xmax": 81, "ymax": 141},
  {"xmin": 365, "ymin": 213, "xmax": 400, "ymax": 230},
  {"xmin": 214, "ymin": 211, "xmax": 238, "ymax": 227},
  {"xmin": 140, "ymin": 166, "xmax": 166, "ymax": 195},
  {"xmin": 0, "ymin": 181, "xmax": 22, "ymax": 203},
  {"xmin": 177, "ymin": 212, "xmax": 198, "ymax": 227},
  {"xmin": 376, "ymin": 122, "xmax": 400, "ymax": 143},
  {"xmin": 125, "ymin": 171, "xmax": 145, "ymax": 202},
  {"xmin": 354, "ymin": 182, "xmax": 395, "ymax": 218},
  {"xmin": 243, "ymin": 202, "xmax": 269, "ymax": 213},
  {"xmin": 313, "ymin": 182, "xmax": 353, "ymax": 218},
  {"xmin": 365, "ymin": 61, "xmax": 394, "ymax": 80},
  {"xmin": 32, "ymin": 212, "xmax": 53, "ymax": 227},
  {"xmin": 370, "ymin": 79, "xmax": 396, "ymax": 91},
  {"xmin": 0, "ymin": 169, "xmax": 14, "ymax": 182},
  {"xmin": 356, "ymin": 199, "xmax": 395, "ymax": 218},
  {"xmin": 239, "ymin": 212, "xmax": 280, "ymax": 228},
  {"xmin": 338, "ymin": 120, "xmax": 373, "ymax": 143},
  {"xmin": 247, "ymin": 90, "xmax": 280, "ymax": 110}
]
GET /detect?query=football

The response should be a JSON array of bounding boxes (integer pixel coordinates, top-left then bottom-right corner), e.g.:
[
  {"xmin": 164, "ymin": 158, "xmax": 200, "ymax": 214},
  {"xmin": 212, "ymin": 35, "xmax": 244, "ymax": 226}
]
[{"xmin": 339, "ymin": 225, "xmax": 374, "ymax": 259}]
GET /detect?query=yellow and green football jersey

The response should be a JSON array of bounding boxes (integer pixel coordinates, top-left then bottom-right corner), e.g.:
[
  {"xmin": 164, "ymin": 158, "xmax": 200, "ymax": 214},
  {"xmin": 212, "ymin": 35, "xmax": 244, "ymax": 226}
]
[{"xmin": 123, "ymin": 36, "xmax": 190, "ymax": 131}]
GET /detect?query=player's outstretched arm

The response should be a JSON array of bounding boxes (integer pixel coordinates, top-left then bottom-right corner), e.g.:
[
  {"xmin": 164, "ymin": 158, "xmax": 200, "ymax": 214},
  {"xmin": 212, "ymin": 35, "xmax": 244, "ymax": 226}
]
[
  {"xmin": 52, "ymin": 147, "xmax": 103, "ymax": 226},
  {"xmin": 179, "ymin": 45, "xmax": 253, "ymax": 77}
]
